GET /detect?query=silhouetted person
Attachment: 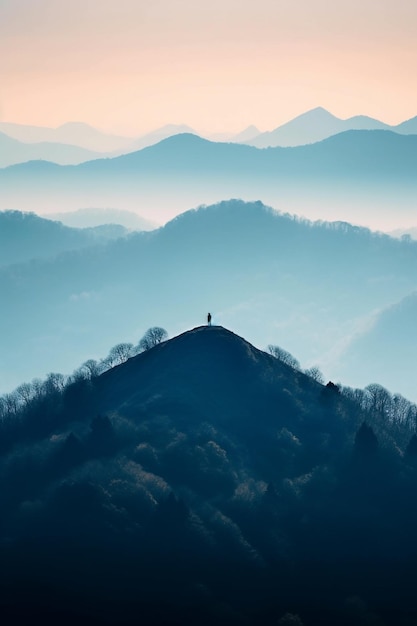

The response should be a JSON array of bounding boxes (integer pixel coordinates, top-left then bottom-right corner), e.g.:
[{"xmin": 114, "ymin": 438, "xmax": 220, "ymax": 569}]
[{"xmin": 207, "ymin": 312, "xmax": 212, "ymax": 326}]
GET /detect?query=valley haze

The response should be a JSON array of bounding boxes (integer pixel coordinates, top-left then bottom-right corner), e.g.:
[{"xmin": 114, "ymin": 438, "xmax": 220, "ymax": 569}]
[
  {"xmin": 1, "ymin": 126, "xmax": 417, "ymax": 231},
  {"xmin": 2, "ymin": 200, "xmax": 417, "ymax": 405}
]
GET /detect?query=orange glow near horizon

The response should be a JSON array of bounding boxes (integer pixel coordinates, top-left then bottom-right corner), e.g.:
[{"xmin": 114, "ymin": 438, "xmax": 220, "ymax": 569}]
[{"xmin": 1, "ymin": 0, "xmax": 416, "ymax": 135}]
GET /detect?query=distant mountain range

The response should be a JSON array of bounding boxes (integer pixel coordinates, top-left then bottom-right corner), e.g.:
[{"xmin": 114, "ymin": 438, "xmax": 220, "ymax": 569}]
[
  {"xmin": 0, "ymin": 120, "xmax": 132, "ymax": 152},
  {"xmin": 0, "ymin": 131, "xmax": 105, "ymax": 166},
  {"xmin": 45, "ymin": 208, "xmax": 159, "ymax": 231},
  {"xmin": 1, "ymin": 129, "xmax": 416, "ymax": 228},
  {"xmin": 246, "ymin": 106, "xmax": 417, "ymax": 148},
  {"xmin": 2, "ymin": 106, "xmax": 416, "ymax": 169},
  {"xmin": 0, "ymin": 121, "xmax": 205, "ymax": 166},
  {"xmin": 0, "ymin": 210, "xmax": 131, "ymax": 266},
  {"xmin": 124, "ymin": 123, "xmax": 197, "ymax": 152},
  {"xmin": 1, "ymin": 200, "xmax": 417, "ymax": 400},
  {"xmin": 2, "ymin": 107, "xmax": 416, "ymax": 162},
  {"xmin": 0, "ymin": 121, "xmax": 261, "ymax": 168},
  {"xmin": 0, "ymin": 122, "xmax": 200, "ymax": 167},
  {"xmin": 0, "ymin": 118, "xmax": 263, "ymax": 155}
]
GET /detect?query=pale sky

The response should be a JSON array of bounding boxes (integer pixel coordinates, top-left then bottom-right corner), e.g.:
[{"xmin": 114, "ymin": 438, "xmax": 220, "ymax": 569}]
[{"xmin": 1, "ymin": 0, "xmax": 416, "ymax": 135}]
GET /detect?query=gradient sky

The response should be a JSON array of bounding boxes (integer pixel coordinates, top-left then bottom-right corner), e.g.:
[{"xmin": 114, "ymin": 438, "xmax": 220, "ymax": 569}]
[{"xmin": 1, "ymin": 0, "xmax": 416, "ymax": 135}]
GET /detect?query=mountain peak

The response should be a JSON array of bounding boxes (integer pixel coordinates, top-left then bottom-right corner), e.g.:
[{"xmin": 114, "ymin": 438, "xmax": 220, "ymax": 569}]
[
  {"xmin": 160, "ymin": 131, "xmax": 208, "ymax": 143},
  {"xmin": 292, "ymin": 106, "xmax": 339, "ymax": 122},
  {"xmin": 97, "ymin": 324, "xmax": 300, "ymax": 415},
  {"xmin": 232, "ymin": 125, "xmax": 261, "ymax": 142},
  {"xmin": 309, "ymin": 106, "xmax": 330, "ymax": 113},
  {"xmin": 247, "ymin": 107, "xmax": 342, "ymax": 147}
]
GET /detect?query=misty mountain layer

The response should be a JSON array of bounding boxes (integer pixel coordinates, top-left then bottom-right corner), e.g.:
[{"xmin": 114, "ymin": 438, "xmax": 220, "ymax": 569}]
[
  {"xmin": 45, "ymin": 207, "xmax": 158, "ymax": 230},
  {"xmin": 246, "ymin": 106, "xmax": 417, "ymax": 148},
  {"xmin": 0, "ymin": 210, "xmax": 130, "ymax": 266},
  {"xmin": 1, "ymin": 130, "xmax": 416, "ymax": 228},
  {"xmin": 1, "ymin": 200, "xmax": 416, "ymax": 400},
  {"xmin": 0, "ymin": 131, "xmax": 105, "ymax": 166}
]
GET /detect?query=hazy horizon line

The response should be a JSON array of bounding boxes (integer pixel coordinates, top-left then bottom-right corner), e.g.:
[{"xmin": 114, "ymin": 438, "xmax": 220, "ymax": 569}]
[{"xmin": 2, "ymin": 104, "xmax": 416, "ymax": 139}]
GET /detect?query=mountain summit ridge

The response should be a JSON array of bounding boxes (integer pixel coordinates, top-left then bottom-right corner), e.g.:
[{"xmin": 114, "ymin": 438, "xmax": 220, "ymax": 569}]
[
  {"xmin": 97, "ymin": 324, "xmax": 304, "ymax": 417},
  {"xmin": 1, "ymin": 321, "xmax": 417, "ymax": 625}
]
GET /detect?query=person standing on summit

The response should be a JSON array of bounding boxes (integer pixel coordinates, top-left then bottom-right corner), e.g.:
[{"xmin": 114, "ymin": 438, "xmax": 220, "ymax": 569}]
[{"xmin": 207, "ymin": 312, "xmax": 212, "ymax": 326}]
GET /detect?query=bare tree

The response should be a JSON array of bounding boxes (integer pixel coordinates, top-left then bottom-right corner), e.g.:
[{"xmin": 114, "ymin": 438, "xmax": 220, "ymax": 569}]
[
  {"xmin": 104, "ymin": 343, "xmax": 134, "ymax": 367},
  {"xmin": 15, "ymin": 382, "xmax": 35, "ymax": 406},
  {"xmin": 365, "ymin": 383, "xmax": 392, "ymax": 416},
  {"xmin": 0, "ymin": 396, "xmax": 6, "ymax": 420},
  {"xmin": 31, "ymin": 378, "xmax": 46, "ymax": 400},
  {"xmin": 406, "ymin": 403, "xmax": 417, "ymax": 431},
  {"xmin": 267, "ymin": 345, "xmax": 300, "ymax": 370},
  {"xmin": 391, "ymin": 393, "xmax": 413, "ymax": 424},
  {"xmin": 304, "ymin": 365, "xmax": 324, "ymax": 384},
  {"xmin": 137, "ymin": 327, "xmax": 168, "ymax": 352},
  {"xmin": 81, "ymin": 359, "xmax": 104, "ymax": 379},
  {"xmin": 2, "ymin": 392, "xmax": 21, "ymax": 417},
  {"xmin": 43, "ymin": 372, "xmax": 67, "ymax": 395},
  {"xmin": 340, "ymin": 386, "xmax": 370, "ymax": 410}
]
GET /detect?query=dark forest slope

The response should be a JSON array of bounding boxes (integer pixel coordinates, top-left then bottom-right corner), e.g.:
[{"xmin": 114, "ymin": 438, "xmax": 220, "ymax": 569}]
[{"xmin": 1, "ymin": 326, "xmax": 417, "ymax": 625}]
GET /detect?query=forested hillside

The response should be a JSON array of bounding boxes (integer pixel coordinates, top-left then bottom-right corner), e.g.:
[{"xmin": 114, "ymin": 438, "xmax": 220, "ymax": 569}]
[{"xmin": 1, "ymin": 326, "xmax": 417, "ymax": 625}]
